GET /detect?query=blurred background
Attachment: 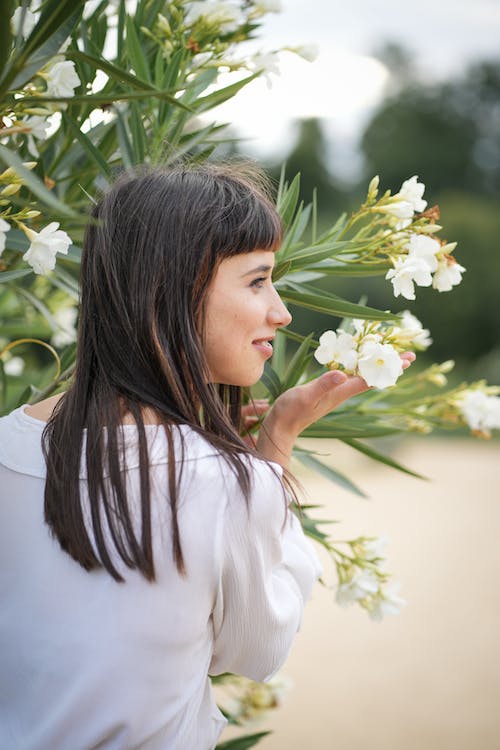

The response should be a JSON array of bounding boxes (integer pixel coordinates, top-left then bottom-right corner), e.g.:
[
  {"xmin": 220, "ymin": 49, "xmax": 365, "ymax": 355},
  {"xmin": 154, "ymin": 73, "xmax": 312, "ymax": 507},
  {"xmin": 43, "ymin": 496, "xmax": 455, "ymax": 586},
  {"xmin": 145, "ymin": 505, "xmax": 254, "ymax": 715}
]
[{"xmin": 212, "ymin": 1, "xmax": 500, "ymax": 747}]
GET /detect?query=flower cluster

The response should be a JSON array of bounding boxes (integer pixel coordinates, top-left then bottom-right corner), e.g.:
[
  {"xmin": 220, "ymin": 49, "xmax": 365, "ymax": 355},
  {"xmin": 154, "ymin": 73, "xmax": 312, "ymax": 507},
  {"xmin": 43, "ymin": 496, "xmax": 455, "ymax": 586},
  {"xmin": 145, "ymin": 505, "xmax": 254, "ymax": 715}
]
[
  {"xmin": 314, "ymin": 312, "xmax": 431, "ymax": 389},
  {"xmin": 335, "ymin": 536, "xmax": 406, "ymax": 621},
  {"xmin": 364, "ymin": 176, "xmax": 466, "ymax": 300},
  {"xmin": 454, "ymin": 387, "xmax": 500, "ymax": 439},
  {"xmin": 218, "ymin": 673, "xmax": 293, "ymax": 726}
]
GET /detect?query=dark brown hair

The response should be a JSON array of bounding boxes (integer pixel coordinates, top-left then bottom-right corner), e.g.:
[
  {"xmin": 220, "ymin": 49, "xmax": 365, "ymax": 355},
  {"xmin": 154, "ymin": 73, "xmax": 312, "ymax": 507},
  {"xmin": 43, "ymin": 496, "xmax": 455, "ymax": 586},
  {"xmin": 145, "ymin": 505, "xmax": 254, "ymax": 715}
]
[{"xmin": 42, "ymin": 162, "xmax": 284, "ymax": 582}]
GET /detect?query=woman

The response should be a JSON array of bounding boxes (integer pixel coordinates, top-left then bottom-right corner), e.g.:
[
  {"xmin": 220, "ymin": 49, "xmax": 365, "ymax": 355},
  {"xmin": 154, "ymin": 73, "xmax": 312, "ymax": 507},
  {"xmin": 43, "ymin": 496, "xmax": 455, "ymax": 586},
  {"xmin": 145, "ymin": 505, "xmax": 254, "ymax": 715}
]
[{"xmin": 0, "ymin": 163, "xmax": 414, "ymax": 749}]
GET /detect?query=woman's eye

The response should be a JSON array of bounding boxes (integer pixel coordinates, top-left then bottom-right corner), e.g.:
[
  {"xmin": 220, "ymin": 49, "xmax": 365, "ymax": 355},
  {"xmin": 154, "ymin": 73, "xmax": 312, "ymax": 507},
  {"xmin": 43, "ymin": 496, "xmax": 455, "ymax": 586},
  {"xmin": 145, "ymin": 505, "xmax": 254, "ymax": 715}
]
[{"xmin": 249, "ymin": 276, "xmax": 268, "ymax": 289}]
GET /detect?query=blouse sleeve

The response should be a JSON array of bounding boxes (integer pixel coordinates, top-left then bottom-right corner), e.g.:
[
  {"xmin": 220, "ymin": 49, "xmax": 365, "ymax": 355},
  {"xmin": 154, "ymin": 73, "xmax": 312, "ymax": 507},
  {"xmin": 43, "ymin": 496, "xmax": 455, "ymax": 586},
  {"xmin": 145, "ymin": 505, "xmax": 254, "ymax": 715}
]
[{"xmin": 209, "ymin": 459, "xmax": 322, "ymax": 682}]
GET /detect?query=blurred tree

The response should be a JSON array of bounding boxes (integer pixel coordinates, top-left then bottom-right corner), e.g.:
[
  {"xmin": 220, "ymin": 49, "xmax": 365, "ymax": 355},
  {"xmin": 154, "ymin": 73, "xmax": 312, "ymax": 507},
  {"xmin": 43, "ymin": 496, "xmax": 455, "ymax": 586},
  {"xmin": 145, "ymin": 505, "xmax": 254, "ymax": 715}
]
[
  {"xmin": 267, "ymin": 118, "xmax": 346, "ymax": 213},
  {"xmin": 361, "ymin": 55, "xmax": 500, "ymax": 198}
]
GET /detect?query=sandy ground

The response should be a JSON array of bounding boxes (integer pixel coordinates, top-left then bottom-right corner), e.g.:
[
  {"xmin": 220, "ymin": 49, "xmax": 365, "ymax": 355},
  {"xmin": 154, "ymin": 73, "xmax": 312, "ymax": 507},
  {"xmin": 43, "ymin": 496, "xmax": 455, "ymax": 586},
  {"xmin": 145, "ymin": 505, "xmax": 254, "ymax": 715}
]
[{"xmin": 221, "ymin": 436, "xmax": 500, "ymax": 750}]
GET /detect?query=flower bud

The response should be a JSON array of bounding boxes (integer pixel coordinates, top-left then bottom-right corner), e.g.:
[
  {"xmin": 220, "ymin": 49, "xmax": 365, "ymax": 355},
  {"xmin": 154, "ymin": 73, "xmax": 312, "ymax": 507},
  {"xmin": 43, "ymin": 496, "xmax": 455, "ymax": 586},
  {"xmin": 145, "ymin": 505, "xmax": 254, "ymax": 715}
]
[
  {"xmin": 0, "ymin": 162, "xmax": 37, "ymax": 182},
  {"xmin": 440, "ymin": 241, "xmax": 458, "ymax": 255},
  {"xmin": 418, "ymin": 224, "xmax": 442, "ymax": 234},
  {"xmin": 438, "ymin": 360, "xmax": 455, "ymax": 373},
  {"xmin": 428, "ymin": 373, "xmax": 448, "ymax": 387},
  {"xmin": 1, "ymin": 183, "xmax": 21, "ymax": 196},
  {"xmin": 156, "ymin": 13, "xmax": 172, "ymax": 36},
  {"xmin": 367, "ymin": 175, "xmax": 379, "ymax": 203}
]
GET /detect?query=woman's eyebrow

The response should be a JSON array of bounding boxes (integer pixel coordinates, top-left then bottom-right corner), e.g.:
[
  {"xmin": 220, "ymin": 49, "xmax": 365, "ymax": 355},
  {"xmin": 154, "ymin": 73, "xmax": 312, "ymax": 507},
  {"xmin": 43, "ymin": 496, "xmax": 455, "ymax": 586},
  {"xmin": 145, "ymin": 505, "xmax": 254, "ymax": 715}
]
[{"xmin": 240, "ymin": 264, "xmax": 273, "ymax": 277}]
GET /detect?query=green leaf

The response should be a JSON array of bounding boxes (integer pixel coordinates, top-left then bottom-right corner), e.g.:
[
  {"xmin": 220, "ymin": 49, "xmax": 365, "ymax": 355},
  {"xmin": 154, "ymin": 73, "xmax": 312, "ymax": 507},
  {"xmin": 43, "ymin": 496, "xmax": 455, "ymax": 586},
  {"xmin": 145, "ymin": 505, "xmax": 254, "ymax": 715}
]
[
  {"xmin": 0, "ymin": 1, "xmax": 13, "ymax": 80},
  {"xmin": 294, "ymin": 451, "xmax": 367, "ymax": 497},
  {"xmin": 278, "ymin": 283, "xmax": 397, "ymax": 321},
  {"xmin": 129, "ymin": 102, "xmax": 147, "ymax": 162},
  {"xmin": 194, "ymin": 73, "xmax": 259, "ymax": 113},
  {"xmin": 317, "ymin": 212, "xmax": 349, "ymax": 242},
  {"xmin": 342, "ymin": 438, "xmax": 427, "ymax": 479},
  {"xmin": 115, "ymin": 108, "xmax": 135, "ymax": 168},
  {"xmin": 301, "ymin": 416, "xmax": 400, "ymax": 439},
  {"xmin": 277, "ymin": 200, "xmax": 311, "ymax": 258},
  {"xmin": 125, "ymin": 16, "xmax": 150, "ymax": 83},
  {"xmin": 282, "ymin": 333, "xmax": 315, "ymax": 391},
  {"xmin": 308, "ymin": 259, "xmax": 392, "ymax": 276},
  {"xmin": 216, "ymin": 732, "xmax": 271, "ymax": 750},
  {"xmin": 20, "ymin": 89, "xmax": 190, "ymax": 108},
  {"xmin": 62, "ymin": 113, "xmax": 112, "ymax": 177},
  {"xmin": 0, "ymin": 145, "xmax": 77, "ymax": 217},
  {"xmin": 260, "ymin": 361, "xmax": 282, "ymax": 400},
  {"xmin": 59, "ymin": 342, "xmax": 77, "ymax": 371},
  {"xmin": 0, "ymin": 269, "xmax": 32, "ymax": 283},
  {"xmin": 299, "ymin": 510, "xmax": 336, "ymax": 548},
  {"xmin": 276, "ymin": 173, "xmax": 300, "ymax": 231},
  {"xmin": 270, "ymin": 328, "xmax": 287, "ymax": 373},
  {"xmin": 67, "ymin": 48, "xmax": 156, "ymax": 92},
  {"xmin": 15, "ymin": 287, "xmax": 58, "ymax": 331}
]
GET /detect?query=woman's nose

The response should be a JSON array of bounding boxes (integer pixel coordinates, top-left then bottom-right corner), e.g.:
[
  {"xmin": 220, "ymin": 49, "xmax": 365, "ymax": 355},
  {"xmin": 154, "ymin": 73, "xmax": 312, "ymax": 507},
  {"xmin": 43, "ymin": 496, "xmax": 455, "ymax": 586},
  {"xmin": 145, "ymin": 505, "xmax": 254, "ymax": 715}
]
[{"xmin": 268, "ymin": 289, "xmax": 292, "ymax": 328}]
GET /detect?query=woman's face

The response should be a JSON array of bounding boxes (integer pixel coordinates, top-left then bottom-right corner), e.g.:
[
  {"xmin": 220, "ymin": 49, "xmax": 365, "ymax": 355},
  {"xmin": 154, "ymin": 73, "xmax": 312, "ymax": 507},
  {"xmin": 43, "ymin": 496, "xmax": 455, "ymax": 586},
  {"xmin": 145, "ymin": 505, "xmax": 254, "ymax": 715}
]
[{"xmin": 203, "ymin": 250, "xmax": 292, "ymax": 386}]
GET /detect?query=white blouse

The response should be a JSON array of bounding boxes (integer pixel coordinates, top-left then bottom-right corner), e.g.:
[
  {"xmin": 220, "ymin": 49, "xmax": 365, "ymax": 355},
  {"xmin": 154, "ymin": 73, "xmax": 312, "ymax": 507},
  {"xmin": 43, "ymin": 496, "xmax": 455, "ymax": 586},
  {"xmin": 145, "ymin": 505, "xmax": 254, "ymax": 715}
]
[{"xmin": 0, "ymin": 406, "xmax": 321, "ymax": 750}]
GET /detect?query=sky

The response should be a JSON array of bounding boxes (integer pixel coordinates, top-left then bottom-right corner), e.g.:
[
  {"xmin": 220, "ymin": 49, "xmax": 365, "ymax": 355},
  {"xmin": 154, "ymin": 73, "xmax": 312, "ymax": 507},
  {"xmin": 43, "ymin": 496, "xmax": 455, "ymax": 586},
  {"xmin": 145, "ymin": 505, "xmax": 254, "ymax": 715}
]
[{"xmin": 210, "ymin": 0, "xmax": 500, "ymax": 179}]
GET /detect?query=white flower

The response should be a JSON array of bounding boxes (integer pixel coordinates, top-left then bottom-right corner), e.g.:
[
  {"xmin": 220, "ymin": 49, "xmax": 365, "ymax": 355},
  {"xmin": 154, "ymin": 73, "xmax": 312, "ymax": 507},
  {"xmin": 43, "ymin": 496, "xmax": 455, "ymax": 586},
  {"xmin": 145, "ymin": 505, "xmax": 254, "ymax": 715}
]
[
  {"xmin": 377, "ymin": 200, "xmax": 414, "ymax": 221},
  {"xmin": 385, "ymin": 256, "xmax": 433, "ymax": 300},
  {"xmin": 314, "ymin": 330, "xmax": 358, "ymax": 371},
  {"xmin": 457, "ymin": 391, "xmax": 500, "ymax": 435},
  {"xmin": 11, "ymin": 6, "xmax": 38, "ymax": 37},
  {"xmin": 226, "ymin": 673, "xmax": 292, "ymax": 725},
  {"xmin": 249, "ymin": 52, "xmax": 281, "ymax": 87},
  {"xmin": 185, "ymin": 1, "xmax": 246, "ymax": 33},
  {"xmin": 336, "ymin": 570, "xmax": 380, "ymax": 607},
  {"xmin": 3, "ymin": 356, "xmax": 25, "ymax": 376},
  {"xmin": 44, "ymin": 60, "xmax": 81, "ymax": 98},
  {"xmin": 0, "ymin": 218, "xmax": 10, "ymax": 256},
  {"xmin": 398, "ymin": 310, "xmax": 433, "ymax": 349},
  {"xmin": 397, "ymin": 175, "xmax": 427, "ymax": 213},
  {"xmin": 357, "ymin": 341, "xmax": 403, "ymax": 389},
  {"xmin": 22, "ymin": 116, "xmax": 50, "ymax": 157},
  {"xmin": 51, "ymin": 306, "xmax": 78, "ymax": 347},
  {"xmin": 362, "ymin": 536, "xmax": 389, "ymax": 561},
  {"xmin": 368, "ymin": 582, "xmax": 406, "ymax": 622},
  {"xmin": 406, "ymin": 233, "xmax": 441, "ymax": 273},
  {"xmin": 22, "ymin": 222, "xmax": 72, "ymax": 275},
  {"xmin": 432, "ymin": 258, "xmax": 466, "ymax": 292}
]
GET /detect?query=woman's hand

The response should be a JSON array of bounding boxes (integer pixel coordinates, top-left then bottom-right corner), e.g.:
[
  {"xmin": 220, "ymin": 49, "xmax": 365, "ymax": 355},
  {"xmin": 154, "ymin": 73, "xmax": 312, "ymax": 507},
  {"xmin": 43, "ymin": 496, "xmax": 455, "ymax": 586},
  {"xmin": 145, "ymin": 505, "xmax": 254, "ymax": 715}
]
[
  {"xmin": 240, "ymin": 399, "xmax": 270, "ymax": 446},
  {"xmin": 256, "ymin": 352, "xmax": 416, "ymax": 468}
]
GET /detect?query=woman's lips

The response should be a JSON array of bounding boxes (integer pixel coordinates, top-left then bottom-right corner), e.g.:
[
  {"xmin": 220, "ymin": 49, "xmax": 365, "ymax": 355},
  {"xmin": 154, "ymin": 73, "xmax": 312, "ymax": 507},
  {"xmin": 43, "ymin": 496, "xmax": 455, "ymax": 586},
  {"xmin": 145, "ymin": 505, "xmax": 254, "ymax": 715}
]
[{"xmin": 252, "ymin": 338, "xmax": 273, "ymax": 357}]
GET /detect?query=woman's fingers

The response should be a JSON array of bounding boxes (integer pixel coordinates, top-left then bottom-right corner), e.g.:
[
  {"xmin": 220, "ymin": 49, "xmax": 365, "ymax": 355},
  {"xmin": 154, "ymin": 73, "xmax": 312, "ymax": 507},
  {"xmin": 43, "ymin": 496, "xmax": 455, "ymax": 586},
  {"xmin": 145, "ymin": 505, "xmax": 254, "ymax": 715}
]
[
  {"xmin": 241, "ymin": 399, "xmax": 269, "ymax": 421},
  {"xmin": 401, "ymin": 351, "xmax": 416, "ymax": 369}
]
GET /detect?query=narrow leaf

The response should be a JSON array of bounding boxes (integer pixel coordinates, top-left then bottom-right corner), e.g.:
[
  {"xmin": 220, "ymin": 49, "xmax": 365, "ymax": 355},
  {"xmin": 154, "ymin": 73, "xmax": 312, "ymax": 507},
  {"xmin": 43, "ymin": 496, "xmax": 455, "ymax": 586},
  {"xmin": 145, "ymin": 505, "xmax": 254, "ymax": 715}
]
[
  {"xmin": 342, "ymin": 438, "xmax": 427, "ymax": 479},
  {"xmin": 278, "ymin": 285, "xmax": 397, "ymax": 321},
  {"xmin": 295, "ymin": 452, "xmax": 367, "ymax": 497},
  {"xmin": 216, "ymin": 732, "xmax": 271, "ymax": 750},
  {"xmin": 68, "ymin": 48, "xmax": 156, "ymax": 91},
  {"xmin": 125, "ymin": 16, "xmax": 150, "ymax": 83},
  {"xmin": 194, "ymin": 73, "xmax": 258, "ymax": 112},
  {"xmin": 62, "ymin": 114, "xmax": 112, "ymax": 177},
  {"xmin": 260, "ymin": 361, "xmax": 282, "ymax": 400},
  {"xmin": 282, "ymin": 333, "xmax": 314, "ymax": 391},
  {"xmin": 276, "ymin": 173, "xmax": 300, "ymax": 231},
  {"xmin": 0, "ymin": 268, "xmax": 32, "ymax": 283}
]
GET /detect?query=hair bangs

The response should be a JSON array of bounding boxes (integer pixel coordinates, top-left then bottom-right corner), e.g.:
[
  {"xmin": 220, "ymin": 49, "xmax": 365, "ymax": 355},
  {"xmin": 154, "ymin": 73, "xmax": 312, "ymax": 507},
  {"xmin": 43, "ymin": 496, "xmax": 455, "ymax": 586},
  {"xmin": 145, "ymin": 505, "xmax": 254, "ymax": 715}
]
[{"xmin": 205, "ymin": 166, "xmax": 283, "ymax": 259}]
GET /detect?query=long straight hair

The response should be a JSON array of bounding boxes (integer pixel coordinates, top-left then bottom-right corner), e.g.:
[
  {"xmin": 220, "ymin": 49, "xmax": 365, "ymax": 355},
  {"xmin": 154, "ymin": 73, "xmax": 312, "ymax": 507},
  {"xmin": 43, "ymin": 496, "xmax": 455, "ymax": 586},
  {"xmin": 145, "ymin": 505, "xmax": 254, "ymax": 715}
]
[{"xmin": 42, "ymin": 162, "xmax": 286, "ymax": 582}]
